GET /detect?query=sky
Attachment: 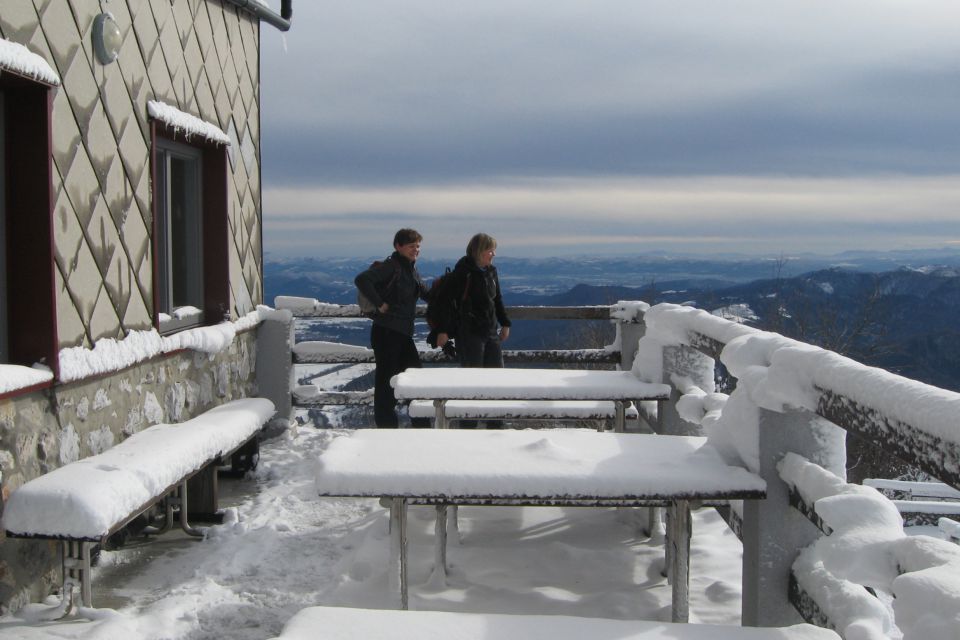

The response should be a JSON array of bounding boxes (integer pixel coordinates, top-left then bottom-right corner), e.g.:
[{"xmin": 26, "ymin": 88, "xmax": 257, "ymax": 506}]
[{"xmin": 258, "ymin": 1, "xmax": 960, "ymax": 259}]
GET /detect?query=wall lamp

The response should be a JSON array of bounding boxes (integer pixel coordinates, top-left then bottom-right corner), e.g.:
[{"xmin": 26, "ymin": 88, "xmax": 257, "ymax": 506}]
[{"xmin": 93, "ymin": 12, "xmax": 122, "ymax": 65}]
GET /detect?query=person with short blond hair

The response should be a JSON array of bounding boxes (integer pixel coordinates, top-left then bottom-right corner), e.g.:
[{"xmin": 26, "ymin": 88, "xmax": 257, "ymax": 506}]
[{"xmin": 435, "ymin": 233, "xmax": 511, "ymax": 427}]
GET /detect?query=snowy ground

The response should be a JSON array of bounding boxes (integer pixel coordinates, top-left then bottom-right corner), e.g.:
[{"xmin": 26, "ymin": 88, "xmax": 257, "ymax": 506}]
[{"xmin": 0, "ymin": 424, "xmax": 747, "ymax": 639}]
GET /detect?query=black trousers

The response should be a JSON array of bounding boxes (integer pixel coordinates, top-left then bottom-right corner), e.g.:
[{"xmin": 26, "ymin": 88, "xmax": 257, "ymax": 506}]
[
  {"xmin": 371, "ymin": 324, "xmax": 427, "ymax": 428},
  {"xmin": 457, "ymin": 330, "xmax": 504, "ymax": 428}
]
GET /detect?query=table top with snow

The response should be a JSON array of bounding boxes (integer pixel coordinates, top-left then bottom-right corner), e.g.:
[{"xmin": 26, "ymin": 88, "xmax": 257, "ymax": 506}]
[
  {"xmin": 315, "ymin": 430, "xmax": 766, "ymax": 502},
  {"xmin": 273, "ymin": 606, "xmax": 839, "ymax": 640},
  {"xmin": 391, "ymin": 368, "xmax": 671, "ymax": 401}
]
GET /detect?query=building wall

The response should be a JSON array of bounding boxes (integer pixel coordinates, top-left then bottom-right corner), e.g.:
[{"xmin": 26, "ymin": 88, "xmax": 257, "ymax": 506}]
[
  {"xmin": 0, "ymin": 0, "xmax": 267, "ymax": 612},
  {"xmin": 0, "ymin": 0, "xmax": 264, "ymax": 349}
]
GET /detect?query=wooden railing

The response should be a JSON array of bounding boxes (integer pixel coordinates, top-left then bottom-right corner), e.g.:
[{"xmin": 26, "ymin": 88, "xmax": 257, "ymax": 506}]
[
  {"xmin": 646, "ymin": 303, "xmax": 960, "ymax": 638},
  {"xmin": 256, "ymin": 297, "xmax": 960, "ymax": 639},
  {"xmin": 283, "ymin": 301, "xmax": 626, "ymax": 411}
]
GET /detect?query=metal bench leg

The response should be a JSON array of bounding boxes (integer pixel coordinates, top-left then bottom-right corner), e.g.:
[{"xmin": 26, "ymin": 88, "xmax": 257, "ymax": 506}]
[
  {"xmin": 668, "ymin": 500, "xmax": 691, "ymax": 623},
  {"xmin": 176, "ymin": 482, "xmax": 205, "ymax": 537},
  {"xmin": 389, "ymin": 498, "xmax": 409, "ymax": 609},
  {"xmin": 143, "ymin": 493, "xmax": 176, "ymax": 535},
  {"xmin": 434, "ymin": 505, "xmax": 448, "ymax": 576},
  {"xmin": 60, "ymin": 540, "xmax": 94, "ymax": 614}
]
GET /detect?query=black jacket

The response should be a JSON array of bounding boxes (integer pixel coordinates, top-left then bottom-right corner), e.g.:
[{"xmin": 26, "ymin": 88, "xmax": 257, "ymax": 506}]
[
  {"xmin": 354, "ymin": 253, "xmax": 428, "ymax": 337},
  {"xmin": 448, "ymin": 255, "xmax": 511, "ymax": 336}
]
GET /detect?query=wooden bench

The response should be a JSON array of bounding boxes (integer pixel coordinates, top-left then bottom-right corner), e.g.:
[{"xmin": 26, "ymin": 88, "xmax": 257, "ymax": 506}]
[
  {"xmin": 3, "ymin": 397, "xmax": 275, "ymax": 612},
  {"xmin": 272, "ymin": 606, "xmax": 840, "ymax": 639},
  {"xmin": 393, "ymin": 368, "xmax": 670, "ymax": 431},
  {"xmin": 407, "ymin": 398, "xmax": 640, "ymax": 429},
  {"xmin": 315, "ymin": 429, "xmax": 766, "ymax": 621}
]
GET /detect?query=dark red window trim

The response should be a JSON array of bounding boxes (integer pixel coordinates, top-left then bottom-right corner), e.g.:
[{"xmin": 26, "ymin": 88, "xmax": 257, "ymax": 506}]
[
  {"xmin": 150, "ymin": 121, "xmax": 230, "ymax": 331},
  {"xmin": 0, "ymin": 70, "xmax": 59, "ymax": 377}
]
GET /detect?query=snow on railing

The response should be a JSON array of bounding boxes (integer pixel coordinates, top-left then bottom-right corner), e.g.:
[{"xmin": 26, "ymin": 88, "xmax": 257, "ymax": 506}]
[
  {"xmin": 940, "ymin": 518, "xmax": 960, "ymax": 544},
  {"xmin": 632, "ymin": 303, "xmax": 960, "ymax": 487},
  {"xmin": 779, "ymin": 453, "xmax": 960, "ymax": 640},
  {"xmin": 628, "ymin": 301, "xmax": 960, "ymax": 634},
  {"xmin": 275, "ymin": 296, "xmax": 360, "ymax": 318}
]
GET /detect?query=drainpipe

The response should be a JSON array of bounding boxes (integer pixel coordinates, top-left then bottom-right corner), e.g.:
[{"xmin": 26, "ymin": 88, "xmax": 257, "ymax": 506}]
[{"xmin": 224, "ymin": 0, "xmax": 292, "ymax": 32}]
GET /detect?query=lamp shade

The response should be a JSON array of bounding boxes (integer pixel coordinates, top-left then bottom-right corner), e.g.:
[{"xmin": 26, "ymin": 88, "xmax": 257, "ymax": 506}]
[{"xmin": 93, "ymin": 12, "xmax": 122, "ymax": 65}]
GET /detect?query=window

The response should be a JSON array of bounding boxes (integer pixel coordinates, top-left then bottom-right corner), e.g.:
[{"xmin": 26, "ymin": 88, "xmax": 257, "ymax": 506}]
[
  {"xmin": 0, "ymin": 73, "xmax": 57, "ymax": 373},
  {"xmin": 0, "ymin": 91, "xmax": 7, "ymax": 363},
  {"xmin": 155, "ymin": 139, "xmax": 204, "ymax": 331},
  {"xmin": 151, "ymin": 122, "xmax": 229, "ymax": 334}
]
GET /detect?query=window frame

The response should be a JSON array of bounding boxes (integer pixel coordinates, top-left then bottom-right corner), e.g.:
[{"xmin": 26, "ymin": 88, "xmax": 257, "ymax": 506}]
[
  {"xmin": 150, "ymin": 121, "xmax": 230, "ymax": 335},
  {"xmin": 155, "ymin": 137, "xmax": 205, "ymax": 332},
  {"xmin": 0, "ymin": 70, "xmax": 58, "ymax": 375},
  {"xmin": 0, "ymin": 90, "xmax": 7, "ymax": 363}
]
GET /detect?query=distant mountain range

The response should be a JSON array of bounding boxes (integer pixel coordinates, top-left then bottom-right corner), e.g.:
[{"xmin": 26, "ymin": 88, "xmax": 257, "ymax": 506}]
[{"xmin": 266, "ymin": 248, "xmax": 960, "ymax": 391}]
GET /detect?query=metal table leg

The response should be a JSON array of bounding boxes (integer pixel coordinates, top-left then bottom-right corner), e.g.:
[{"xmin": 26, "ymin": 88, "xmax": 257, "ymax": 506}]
[
  {"xmin": 434, "ymin": 399, "xmax": 447, "ymax": 430},
  {"xmin": 434, "ymin": 505, "xmax": 448, "ymax": 576},
  {"xmin": 668, "ymin": 500, "xmax": 691, "ymax": 623},
  {"xmin": 615, "ymin": 400, "xmax": 626, "ymax": 433},
  {"xmin": 390, "ymin": 498, "xmax": 409, "ymax": 609}
]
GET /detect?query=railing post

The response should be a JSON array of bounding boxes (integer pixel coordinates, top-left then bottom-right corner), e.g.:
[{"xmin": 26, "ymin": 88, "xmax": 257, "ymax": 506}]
[
  {"xmin": 659, "ymin": 345, "xmax": 713, "ymax": 436},
  {"xmin": 256, "ymin": 312, "xmax": 295, "ymax": 426},
  {"xmin": 617, "ymin": 314, "xmax": 645, "ymax": 371},
  {"xmin": 741, "ymin": 406, "xmax": 846, "ymax": 627}
]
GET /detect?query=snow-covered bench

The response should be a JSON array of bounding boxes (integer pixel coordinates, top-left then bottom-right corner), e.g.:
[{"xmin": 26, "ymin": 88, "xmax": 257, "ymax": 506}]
[
  {"xmin": 407, "ymin": 398, "xmax": 640, "ymax": 430},
  {"xmin": 393, "ymin": 368, "xmax": 670, "ymax": 431},
  {"xmin": 3, "ymin": 398, "xmax": 275, "ymax": 612},
  {"xmin": 315, "ymin": 429, "xmax": 766, "ymax": 621},
  {"xmin": 272, "ymin": 606, "xmax": 840, "ymax": 640},
  {"xmin": 863, "ymin": 478, "xmax": 960, "ymax": 525}
]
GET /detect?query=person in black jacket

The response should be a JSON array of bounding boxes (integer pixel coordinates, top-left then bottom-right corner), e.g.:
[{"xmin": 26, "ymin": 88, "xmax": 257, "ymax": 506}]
[
  {"xmin": 354, "ymin": 229, "xmax": 430, "ymax": 428},
  {"xmin": 436, "ymin": 233, "xmax": 511, "ymax": 427}
]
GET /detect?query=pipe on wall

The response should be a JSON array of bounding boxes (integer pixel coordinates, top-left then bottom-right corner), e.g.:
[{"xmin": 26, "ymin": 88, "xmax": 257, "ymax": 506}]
[{"xmin": 223, "ymin": 0, "xmax": 292, "ymax": 32}]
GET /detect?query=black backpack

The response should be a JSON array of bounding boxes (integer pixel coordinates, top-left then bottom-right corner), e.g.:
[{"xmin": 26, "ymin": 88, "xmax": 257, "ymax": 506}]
[
  {"xmin": 356, "ymin": 259, "xmax": 401, "ymax": 317},
  {"xmin": 425, "ymin": 268, "xmax": 470, "ymax": 347}
]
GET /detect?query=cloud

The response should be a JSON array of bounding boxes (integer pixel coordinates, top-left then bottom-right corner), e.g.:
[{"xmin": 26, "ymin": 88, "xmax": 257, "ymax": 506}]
[
  {"xmin": 258, "ymin": 1, "xmax": 960, "ymax": 256},
  {"xmin": 265, "ymin": 175, "xmax": 960, "ymax": 221},
  {"xmin": 263, "ymin": 175, "xmax": 960, "ymax": 257}
]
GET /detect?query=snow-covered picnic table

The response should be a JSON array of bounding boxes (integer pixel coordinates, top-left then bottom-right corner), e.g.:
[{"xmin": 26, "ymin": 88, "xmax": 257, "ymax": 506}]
[
  {"xmin": 272, "ymin": 606, "xmax": 840, "ymax": 640},
  {"xmin": 314, "ymin": 429, "xmax": 766, "ymax": 621},
  {"xmin": 392, "ymin": 368, "xmax": 671, "ymax": 431}
]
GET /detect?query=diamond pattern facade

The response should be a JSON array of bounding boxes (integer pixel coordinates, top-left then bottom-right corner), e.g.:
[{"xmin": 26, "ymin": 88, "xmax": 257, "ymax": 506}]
[{"xmin": 0, "ymin": 0, "xmax": 263, "ymax": 348}]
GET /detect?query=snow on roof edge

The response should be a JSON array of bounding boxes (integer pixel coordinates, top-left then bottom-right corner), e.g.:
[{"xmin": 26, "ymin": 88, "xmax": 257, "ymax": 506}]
[
  {"xmin": 147, "ymin": 101, "xmax": 231, "ymax": 146},
  {"xmin": 0, "ymin": 37, "xmax": 60, "ymax": 85}
]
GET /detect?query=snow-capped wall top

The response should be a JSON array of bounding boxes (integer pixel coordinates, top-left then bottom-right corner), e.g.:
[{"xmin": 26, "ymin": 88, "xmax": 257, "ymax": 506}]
[
  {"xmin": 56, "ymin": 308, "xmax": 268, "ymax": 383},
  {"xmin": 0, "ymin": 37, "xmax": 60, "ymax": 85},
  {"xmin": 147, "ymin": 101, "xmax": 231, "ymax": 145}
]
